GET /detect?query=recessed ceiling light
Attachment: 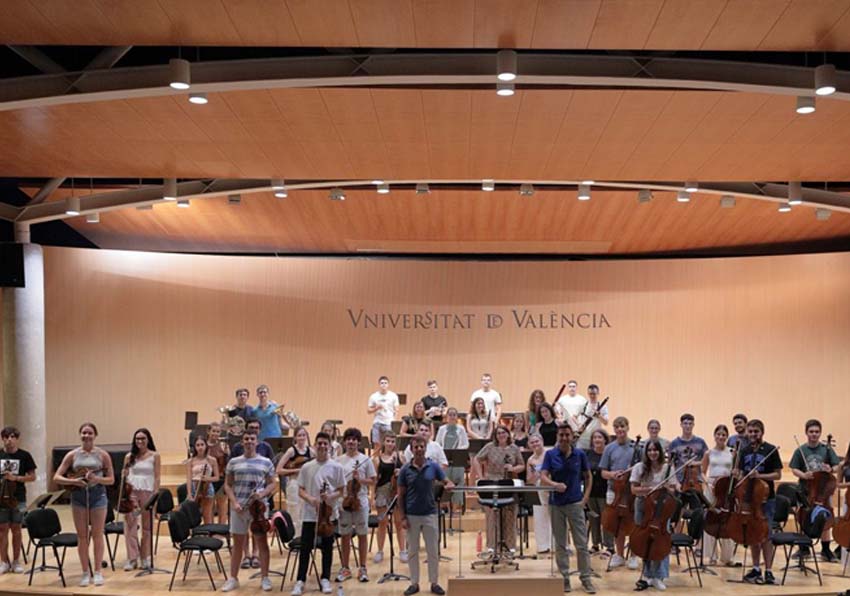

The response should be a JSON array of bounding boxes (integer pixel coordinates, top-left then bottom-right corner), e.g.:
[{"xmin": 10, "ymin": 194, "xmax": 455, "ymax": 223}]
[
  {"xmin": 189, "ymin": 92, "xmax": 208, "ymax": 105},
  {"xmin": 577, "ymin": 184, "xmax": 591, "ymax": 201},
  {"xmin": 496, "ymin": 82, "xmax": 515, "ymax": 97},
  {"xmin": 482, "ymin": 179, "xmax": 495, "ymax": 192},
  {"xmin": 684, "ymin": 180, "xmax": 699, "ymax": 193},
  {"xmin": 377, "ymin": 183, "xmax": 390, "ymax": 195},
  {"xmin": 677, "ymin": 191, "xmax": 691, "ymax": 203}
]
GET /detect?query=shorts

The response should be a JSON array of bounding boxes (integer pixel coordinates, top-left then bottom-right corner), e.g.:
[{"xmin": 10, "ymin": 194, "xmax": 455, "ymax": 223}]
[
  {"xmin": 0, "ymin": 502, "xmax": 27, "ymax": 524},
  {"xmin": 338, "ymin": 502, "xmax": 369, "ymax": 536},
  {"xmin": 375, "ymin": 483, "xmax": 394, "ymax": 509},
  {"xmin": 371, "ymin": 423, "xmax": 391, "ymax": 445},
  {"xmin": 192, "ymin": 481, "xmax": 215, "ymax": 499},
  {"xmin": 230, "ymin": 507, "xmax": 267, "ymax": 536},
  {"xmin": 70, "ymin": 486, "xmax": 108, "ymax": 510}
]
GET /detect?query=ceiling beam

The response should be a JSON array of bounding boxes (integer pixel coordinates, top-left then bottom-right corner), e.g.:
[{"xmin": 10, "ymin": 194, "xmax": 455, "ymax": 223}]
[{"xmin": 28, "ymin": 176, "xmax": 66, "ymax": 205}]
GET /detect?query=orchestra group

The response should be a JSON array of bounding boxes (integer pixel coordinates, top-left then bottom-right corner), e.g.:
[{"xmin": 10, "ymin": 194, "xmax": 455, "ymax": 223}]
[{"xmin": 1, "ymin": 375, "xmax": 850, "ymax": 595}]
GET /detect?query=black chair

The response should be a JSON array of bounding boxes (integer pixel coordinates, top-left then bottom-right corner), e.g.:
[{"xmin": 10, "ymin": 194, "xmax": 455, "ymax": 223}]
[
  {"xmin": 154, "ymin": 488, "xmax": 175, "ymax": 554},
  {"xmin": 167, "ymin": 508, "xmax": 227, "ymax": 591},
  {"xmin": 671, "ymin": 508, "xmax": 703, "ymax": 588},
  {"xmin": 24, "ymin": 508, "xmax": 77, "ymax": 588},
  {"xmin": 176, "ymin": 483, "xmax": 188, "ymax": 504},
  {"xmin": 770, "ymin": 495, "xmax": 822, "ymax": 586},
  {"xmin": 103, "ymin": 506, "xmax": 125, "ymax": 571},
  {"xmin": 179, "ymin": 499, "xmax": 232, "ymax": 552}
]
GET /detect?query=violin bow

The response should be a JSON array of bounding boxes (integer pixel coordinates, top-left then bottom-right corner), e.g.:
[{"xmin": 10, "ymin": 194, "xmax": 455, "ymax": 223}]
[
  {"xmin": 646, "ymin": 456, "xmax": 698, "ymax": 494},
  {"xmin": 733, "ymin": 444, "xmax": 780, "ymax": 489}
]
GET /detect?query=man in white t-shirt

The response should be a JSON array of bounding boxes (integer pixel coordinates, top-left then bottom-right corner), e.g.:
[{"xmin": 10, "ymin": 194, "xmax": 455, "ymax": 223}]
[
  {"xmin": 402, "ymin": 422, "xmax": 448, "ymax": 469},
  {"xmin": 553, "ymin": 379, "xmax": 587, "ymax": 429},
  {"xmin": 469, "ymin": 373, "xmax": 501, "ymax": 423},
  {"xmin": 335, "ymin": 427, "xmax": 377, "ymax": 583},
  {"xmin": 575, "ymin": 384, "xmax": 609, "ymax": 450},
  {"xmin": 367, "ymin": 376, "xmax": 399, "ymax": 447}
]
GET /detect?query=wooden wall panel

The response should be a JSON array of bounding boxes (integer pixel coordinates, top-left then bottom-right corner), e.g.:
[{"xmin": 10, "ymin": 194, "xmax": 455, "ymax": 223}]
[{"xmin": 42, "ymin": 247, "xmax": 850, "ymax": 457}]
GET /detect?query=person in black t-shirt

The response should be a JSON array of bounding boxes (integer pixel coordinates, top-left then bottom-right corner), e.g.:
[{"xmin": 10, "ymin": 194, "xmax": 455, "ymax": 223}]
[
  {"xmin": 0, "ymin": 426, "xmax": 37, "ymax": 574},
  {"xmin": 734, "ymin": 419, "xmax": 782, "ymax": 585},
  {"xmin": 420, "ymin": 380, "xmax": 448, "ymax": 423}
]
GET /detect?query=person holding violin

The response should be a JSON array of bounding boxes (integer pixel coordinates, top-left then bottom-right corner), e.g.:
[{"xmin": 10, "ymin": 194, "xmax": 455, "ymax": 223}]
[
  {"xmin": 700, "ymin": 424, "xmax": 736, "ymax": 567},
  {"xmin": 186, "ymin": 436, "xmax": 220, "ymax": 524},
  {"xmin": 734, "ymin": 419, "xmax": 783, "ymax": 585},
  {"xmin": 222, "ymin": 430, "xmax": 277, "ymax": 592},
  {"xmin": 276, "ymin": 426, "xmax": 315, "ymax": 533},
  {"xmin": 600, "ymin": 416, "xmax": 639, "ymax": 569},
  {"xmin": 629, "ymin": 439, "xmax": 679, "ymax": 591},
  {"xmin": 292, "ymin": 432, "xmax": 345, "ymax": 596},
  {"xmin": 207, "ymin": 422, "xmax": 231, "ymax": 525},
  {"xmin": 0, "ymin": 426, "xmax": 36, "ymax": 575},
  {"xmin": 335, "ymin": 427, "xmax": 377, "ymax": 583},
  {"xmin": 539, "ymin": 424, "xmax": 597, "ymax": 594},
  {"xmin": 372, "ymin": 431, "xmax": 407, "ymax": 564},
  {"xmin": 121, "ymin": 428, "xmax": 161, "ymax": 571},
  {"xmin": 789, "ymin": 419, "xmax": 841, "ymax": 562},
  {"xmin": 53, "ymin": 422, "xmax": 115, "ymax": 587}
]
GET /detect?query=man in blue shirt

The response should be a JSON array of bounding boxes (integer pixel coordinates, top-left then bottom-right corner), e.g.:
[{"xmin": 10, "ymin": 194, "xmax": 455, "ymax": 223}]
[
  {"xmin": 398, "ymin": 436, "xmax": 454, "ymax": 596},
  {"xmin": 540, "ymin": 425, "xmax": 596, "ymax": 594}
]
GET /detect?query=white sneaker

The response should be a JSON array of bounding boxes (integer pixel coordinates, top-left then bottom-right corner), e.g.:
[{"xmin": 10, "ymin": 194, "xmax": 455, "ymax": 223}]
[
  {"xmin": 93, "ymin": 572, "xmax": 104, "ymax": 586},
  {"xmin": 373, "ymin": 551, "xmax": 384, "ymax": 563},
  {"xmin": 627, "ymin": 556, "xmax": 640, "ymax": 570},
  {"xmin": 79, "ymin": 573, "xmax": 91, "ymax": 587},
  {"xmin": 222, "ymin": 578, "xmax": 240, "ymax": 592},
  {"xmin": 321, "ymin": 578, "xmax": 333, "ymax": 593},
  {"xmin": 123, "ymin": 559, "xmax": 137, "ymax": 571},
  {"xmin": 650, "ymin": 579, "xmax": 667, "ymax": 591},
  {"xmin": 261, "ymin": 576, "xmax": 273, "ymax": 591},
  {"xmin": 0, "ymin": 562, "xmax": 9, "ymax": 574},
  {"xmin": 12, "ymin": 561, "xmax": 25, "ymax": 574},
  {"xmin": 142, "ymin": 557, "xmax": 151, "ymax": 570},
  {"xmin": 291, "ymin": 580, "xmax": 305, "ymax": 596},
  {"xmin": 399, "ymin": 550, "xmax": 409, "ymax": 563},
  {"xmin": 609, "ymin": 554, "xmax": 625, "ymax": 568}
]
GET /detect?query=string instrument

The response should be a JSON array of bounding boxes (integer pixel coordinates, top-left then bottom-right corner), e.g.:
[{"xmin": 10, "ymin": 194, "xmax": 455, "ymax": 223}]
[
  {"xmin": 831, "ymin": 440, "xmax": 850, "ymax": 548},
  {"xmin": 725, "ymin": 444, "xmax": 778, "ymax": 547},
  {"xmin": 283, "ymin": 448, "xmax": 310, "ymax": 471},
  {"xmin": 67, "ymin": 466, "xmax": 97, "ymax": 486},
  {"xmin": 799, "ymin": 433, "xmax": 837, "ymax": 509},
  {"xmin": 194, "ymin": 462, "xmax": 210, "ymax": 504},
  {"xmin": 249, "ymin": 483, "xmax": 271, "ymax": 534},
  {"xmin": 574, "ymin": 396, "xmax": 610, "ymax": 443},
  {"xmin": 679, "ymin": 446, "xmax": 703, "ymax": 494},
  {"xmin": 317, "ymin": 481, "xmax": 335, "ymax": 538},
  {"xmin": 704, "ymin": 442, "xmax": 739, "ymax": 539},
  {"xmin": 601, "ymin": 435, "xmax": 641, "ymax": 539},
  {"xmin": 116, "ymin": 459, "xmax": 135, "ymax": 514},
  {"xmin": 0, "ymin": 466, "xmax": 18, "ymax": 509},
  {"xmin": 342, "ymin": 460, "xmax": 362, "ymax": 512}
]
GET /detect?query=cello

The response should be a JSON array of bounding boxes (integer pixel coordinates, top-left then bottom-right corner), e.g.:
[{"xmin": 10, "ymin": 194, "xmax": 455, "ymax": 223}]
[
  {"xmin": 704, "ymin": 442, "xmax": 739, "ymax": 539},
  {"xmin": 832, "ymin": 440, "xmax": 850, "ymax": 549},
  {"xmin": 725, "ymin": 445, "xmax": 778, "ymax": 548},
  {"xmin": 601, "ymin": 435, "xmax": 641, "ymax": 541},
  {"xmin": 797, "ymin": 433, "xmax": 837, "ymax": 509}
]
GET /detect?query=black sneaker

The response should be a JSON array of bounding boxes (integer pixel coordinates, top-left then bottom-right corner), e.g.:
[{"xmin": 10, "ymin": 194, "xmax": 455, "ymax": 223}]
[
  {"xmin": 743, "ymin": 569, "xmax": 762, "ymax": 584},
  {"xmin": 764, "ymin": 570, "xmax": 776, "ymax": 585},
  {"xmin": 821, "ymin": 549, "xmax": 837, "ymax": 563},
  {"xmin": 563, "ymin": 578, "xmax": 572, "ymax": 592},
  {"xmin": 404, "ymin": 584, "xmax": 420, "ymax": 596}
]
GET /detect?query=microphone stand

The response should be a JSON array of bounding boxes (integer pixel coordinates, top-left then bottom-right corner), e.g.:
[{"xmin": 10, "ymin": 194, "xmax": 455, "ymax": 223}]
[{"xmin": 377, "ymin": 494, "xmax": 410, "ymax": 583}]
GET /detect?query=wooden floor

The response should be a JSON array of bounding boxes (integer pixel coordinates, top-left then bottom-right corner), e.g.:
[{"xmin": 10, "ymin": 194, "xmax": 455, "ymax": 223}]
[{"xmin": 1, "ymin": 506, "xmax": 847, "ymax": 596}]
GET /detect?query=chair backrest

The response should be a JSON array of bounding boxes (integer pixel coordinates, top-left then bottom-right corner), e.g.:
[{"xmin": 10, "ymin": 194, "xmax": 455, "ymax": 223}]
[
  {"xmin": 167, "ymin": 509, "xmax": 192, "ymax": 545},
  {"xmin": 180, "ymin": 499, "xmax": 202, "ymax": 528},
  {"xmin": 801, "ymin": 504, "xmax": 832, "ymax": 539},
  {"xmin": 686, "ymin": 506, "xmax": 704, "ymax": 541},
  {"xmin": 773, "ymin": 494, "xmax": 791, "ymax": 528},
  {"xmin": 176, "ymin": 483, "xmax": 188, "ymax": 505},
  {"xmin": 105, "ymin": 506, "xmax": 116, "ymax": 524},
  {"xmin": 156, "ymin": 488, "xmax": 174, "ymax": 515},
  {"xmin": 777, "ymin": 482, "xmax": 803, "ymax": 507},
  {"xmin": 24, "ymin": 508, "xmax": 61, "ymax": 540},
  {"xmin": 274, "ymin": 510, "xmax": 296, "ymax": 543}
]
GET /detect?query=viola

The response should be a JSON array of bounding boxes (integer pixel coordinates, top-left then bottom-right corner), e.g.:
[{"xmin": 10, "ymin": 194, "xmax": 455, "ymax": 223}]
[
  {"xmin": 194, "ymin": 462, "xmax": 211, "ymax": 504},
  {"xmin": 601, "ymin": 434, "xmax": 641, "ymax": 540},
  {"xmin": 317, "ymin": 481, "xmax": 335, "ymax": 538},
  {"xmin": 832, "ymin": 440, "xmax": 850, "ymax": 548},
  {"xmin": 117, "ymin": 460, "xmax": 135, "ymax": 514},
  {"xmin": 704, "ymin": 443, "xmax": 739, "ymax": 539},
  {"xmin": 628, "ymin": 461, "xmax": 679, "ymax": 562},
  {"xmin": 342, "ymin": 460, "xmax": 362, "ymax": 512},
  {"xmin": 725, "ymin": 444, "xmax": 777, "ymax": 547}
]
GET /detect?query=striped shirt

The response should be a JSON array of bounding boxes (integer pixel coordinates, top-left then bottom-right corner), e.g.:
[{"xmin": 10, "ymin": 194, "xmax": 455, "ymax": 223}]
[{"xmin": 225, "ymin": 455, "xmax": 275, "ymax": 507}]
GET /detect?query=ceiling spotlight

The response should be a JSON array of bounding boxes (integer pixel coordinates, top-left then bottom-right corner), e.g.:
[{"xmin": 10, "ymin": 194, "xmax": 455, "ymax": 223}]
[
  {"xmin": 377, "ymin": 183, "xmax": 390, "ymax": 195},
  {"xmin": 519, "ymin": 183, "xmax": 535, "ymax": 197},
  {"xmin": 497, "ymin": 49, "xmax": 517, "ymax": 82},
  {"xmin": 581, "ymin": 179, "xmax": 595, "ymax": 185},
  {"xmin": 274, "ymin": 188, "xmax": 288, "ymax": 198},
  {"xmin": 228, "ymin": 193, "xmax": 241, "ymax": 205},
  {"xmin": 577, "ymin": 184, "xmax": 591, "ymax": 201},
  {"xmin": 416, "ymin": 183, "xmax": 430, "ymax": 195},
  {"xmin": 163, "ymin": 177, "xmax": 177, "ymax": 201},
  {"xmin": 86, "ymin": 212, "xmax": 100, "ymax": 223},
  {"xmin": 496, "ymin": 82, "xmax": 515, "ymax": 97},
  {"xmin": 329, "ymin": 187, "xmax": 346, "ymax": 201},
  {"xmin": 815, "ymin": 64, "xmax": 837, "ymax": 96},
  {"xmin": 816, "ymin": 208, "xmax": 832, "ymax": 221},
  {"xmin": 65, "ymin": 196, "xmax": 80, "ymax": 216},
  {"xmin": 638, "ymin": 189, "xmax": 652, "ymax": 203},
  {"xmin": 788, "ymin": 181, "xmax": 803, "ymax": 205},
  {"xmin": 778, "ymin": 202, "xmax": 792, "ymax": 213},
  {"xmin": 677, "ymin": 191, "xmax": 691, "ymax": 203},
  {"xmin": 169, "ymin": 58, "xmax": 191, "ymax": 90},
  {"xmin": 684, "ymin": 180, "xmax": 699, "ymax": 193},
  {"xmin": 177, "ymin": 198, "xmax": 190, "ymax": 208},
  {"xmin": 482, "ymin": 179, "xmax": 495, "ymax": 192},
  {"xmin": 796, "ymin": 96, "xmax": 815, "ymax": 114},
  {"xmin": 189, "ymin": 92, "xmax": 208, "ymax": 105},
  {"xmin": 720, "ymin": 195, "xmax": 736, "ymax": 208}
]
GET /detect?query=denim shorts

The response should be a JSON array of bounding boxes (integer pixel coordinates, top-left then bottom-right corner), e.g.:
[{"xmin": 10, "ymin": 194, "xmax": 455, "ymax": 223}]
[
  {"xmin": 0, "ymin": 502, "xmax": 27, "ymax": 524},
  {"xmin": 70, "ymin": 485, "xmax": 108, "ymax": 510}
]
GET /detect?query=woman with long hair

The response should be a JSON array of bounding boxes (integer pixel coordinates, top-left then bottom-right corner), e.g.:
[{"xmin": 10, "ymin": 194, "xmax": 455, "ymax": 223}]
[
  {"xmin": 512, "ymin": 412, "xmax": 530, "ymax": 450},
  {"xmin": 533, "ymin": 403, "xmax": 559, "ymax": 447},
  {"xmin": 586, "ymin": 428, "xmax": 613, "ymax": 554},
  {"xmin": 371, "ymin": 432, "xmax": 407, "ymax": 563},
  {"xmin": 121, "ymin": 428, "xmax": 161, "ymax": 571},
  {"xmin": 206, "ymin": 422, "xmax": 230, "ymax": 524},
  {"xmin": 186, "ymin": 436, "xmax": 219, "ymax": 524},
  {"xmin": 320, "ymin": 421, "xmax": 342, "ymax": 457},
  {"xmin": 467, "ymin": 397, "xmax": 492, "ymax": 440},
  {"xmin": 475, "ymin": 425, "xmax": 524, "ymax": 553},
  {"xmin": 527, "ymin": 389, "xmax": 546, "ymax": 427},
  {"xmin": 435, "ymin": 407, "xmax": 469, "ymax": 514},
  {"xmin": 276, "ymin": 426, "xmax": 315, "ymax": 532},
  {"xmin": 400, "ymin": 401, "xmax": 432, "ymax": 436},
  {"xmin": 526, "ymin": 433, "xmax": 551, "ymax": 554},
  {"xmin": 701, "ymin": 424, "xmax": 736, "ymax": 566}
]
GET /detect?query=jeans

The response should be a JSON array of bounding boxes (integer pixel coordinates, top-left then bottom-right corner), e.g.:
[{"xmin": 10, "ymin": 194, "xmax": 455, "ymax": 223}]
[
  {"xmin": 550, "ymin": 501, "xmax": 592, "ymax": 581},
  {"xmin": 642, "ymin": 557, "xmax": 670, "ymax": 579},
  {"xmin": 298, "ymin": 521, "xmax": 334, "ymax": 581},
  {"xmin": 586, "ymin": 496, "xmax": 613, "ymax": 549},
  {"xmin": 407, "ymin": 514, "xmax": 439, "ymax": 585}
]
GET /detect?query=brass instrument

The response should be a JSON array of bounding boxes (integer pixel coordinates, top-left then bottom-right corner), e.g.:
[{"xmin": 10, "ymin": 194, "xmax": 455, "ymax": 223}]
[{"xmin": 217, "ymin": 407, "xmax": 247, "ymax": 436}]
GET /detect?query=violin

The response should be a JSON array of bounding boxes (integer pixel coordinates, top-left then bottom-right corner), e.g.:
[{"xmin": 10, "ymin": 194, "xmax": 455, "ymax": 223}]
[
  {"xmin": 317, "ymin": 481, "xmax": 335, "ymax": 538},
  {"xmin": 284, "ymin": 454, "xmax": 309, "ymax": 471},
  {"xmin": 628, "ymin": 459, "xmax": 683, "ymax": 562},
  {"xmin": 343, "ymin": 460, "xmax": 362, "ymax": 512},
  {"xmin": 704, "ymin": 443, "xmax": 739, "ymax": 539},
  {"xmin": 831, "ymin": 440, "xmax": 850, "ymax": 548},
  {"xmin": 0, "ymin": 467, "xmax": 18, "ymax": 509},
  {"xmin": 194, "ymin": 462, "xmax": 210, "ymax": 504},
  {"xmin": 117, "ymin": 459, "xmax": 135, "ymax": 514},
  {"xmin": 725, "ymin": 444, "xmax": 777, "ymax": 547},
  {"xmin": 601, "ymin": 434, "xmax": 641, "ymax": 540},
  {"xmin": 249, "ymin": 485, "xmax": 271, "ymax": 534}
]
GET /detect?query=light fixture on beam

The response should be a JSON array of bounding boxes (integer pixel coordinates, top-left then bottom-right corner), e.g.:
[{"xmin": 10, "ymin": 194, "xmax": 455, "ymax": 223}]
[
  {"xmin": 497, "ymin": 50, "xmax": 517, "ymax": 82},
  {"xmin": 86, "ymin": 212, "xmax": 100, "ymax": 223},
  {"xmin": 519, "ymin": 183, "xmax": 535, "ymax": 197},
  {"xmin": 778, "ymin": 202, "xmax": 792, "ymax": 213},
  {"xmin": 65, "ymin": 196, "xmax": 80, "ymax": 216},
  {"xmin": 720, "ymin": 195, "xmax": 736, "ymax": 208},
  {"xmin": 177, "ymin": 198, "xmax": 190, "ymax": 208},
  {"xmin": 581, "ymin": 179, "xmax": 595, "ymax": 185},
  {"xmin": 496, "ymin": 82, "xmax": 515, "ymax": 97},
  {"xmin": 796, "ymin": 96, "xmax": 815, "ymax": 114},
  {"xmin": 684, "ymin": 180, "xmax": 699, "ymax": 193},
  {"xmin": 816, "ymin": 208, "xmax": 832, "ymax": 221},
  {"xmin": 787, "ymin": 181, "xmax": 803, "ymax": 206},
  {"xmin": 189, "ymin": 92, "xmax": 208, "ymax": 105},
  {"xmin": 482, "ymin": 179, "xmax": 495, "ymax": 192},
  {"xmin": 677, "ymin": 191, "xmax": 691, "ymax": 203},
  {"xmin": 228, "ymin": 193, "xmax": 241, "ymax": 205},
  {"xmin": 638, "ymin": 189, "xmax": 652, "ymax": 203},
  {"xmin": 163, "ymin": 178, "xmax": 177, "ymax": 201},
  {"xmin": 169, "ymin": 58, "xmax": 191, "ymax": 90},
  {"xmin": 416, "ymin": 183, "xmax": 430, "ymax": 195},
  {"xmin": 329, "ymin": 187, "xmax": 346, "ymax": 201},
  {"xmin": 377, "ymin": 183, "xmax": 390, "ymax": 195},
  {"xmin": 815, "ymin": 64, "xmax": 837, "ymax": 96},
  {"xmin": 577, "ymin": 184, "xmax": 591, "ymax": 201},
  {"xmin": 271, "ymin": 178, "xmax": 288, "ymax": 198}
]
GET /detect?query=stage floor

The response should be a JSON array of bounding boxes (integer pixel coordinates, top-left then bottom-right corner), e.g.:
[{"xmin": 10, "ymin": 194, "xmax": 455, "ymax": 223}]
[{"xmin": 1, "ymin": 506, "xmax": 847, "ymax": 596}]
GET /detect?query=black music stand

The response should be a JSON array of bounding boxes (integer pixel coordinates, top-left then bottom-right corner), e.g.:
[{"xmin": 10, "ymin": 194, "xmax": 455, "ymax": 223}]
[
  {"xmin": 377, "ymin": 494, "xmax": 410, "ymax": 584},
  {"xmin": 398, "ymin": 393, "xmax": 408, "ymax": 406},
  {"xmin": 468, "ymin": 439, "xmax": 488, "ymax": 454},
  {"xmin": 444, "ymin": 450, "xmax": 469, "ymax": 532},
  {"xmin": 396, "ymin": 436, "xmax": 413, "ymax": 455},
  {"xmin": 136, "ymin": 490, "xmax": 171, "ymax": 577},
  {"xmin": 517, "ymin": 489, "xmax": 540, "ymax": 560}
]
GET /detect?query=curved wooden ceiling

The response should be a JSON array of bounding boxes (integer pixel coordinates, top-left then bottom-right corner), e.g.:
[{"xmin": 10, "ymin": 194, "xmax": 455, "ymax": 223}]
[{"xmin": 3, "ymin": 0, "xmax": 850, "ymax": 51}]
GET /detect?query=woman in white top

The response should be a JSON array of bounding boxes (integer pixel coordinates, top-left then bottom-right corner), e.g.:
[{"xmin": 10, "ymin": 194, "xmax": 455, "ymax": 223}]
[
  {"xmin": 701, "ymin": 424, "xmax": 736, "ymax": 566},
  {"xmin": 467, "ymin": 397, "xmax": 492, "ymax": 440},
  {"xmin": 525, "ymin": 433, "xmax": 551, "ymax": 554},
  {"xmin": 121, "ymin": 428, "xmax": 161, "ymax": 571},
  {"xmin": 186, "ymin": 436, "xmax": 220, "ymax": 524}
]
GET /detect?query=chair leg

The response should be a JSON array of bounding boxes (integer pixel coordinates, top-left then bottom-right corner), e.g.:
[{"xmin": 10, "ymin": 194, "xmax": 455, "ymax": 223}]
[
  {"xmin": 52, "ymin": 544, "xmax": 66, "ymax": 588},
  {"xmin": 27, "ymin": 544, "xmax": 39, "ymax": 586},
  {"xmin": 200, "ymin": 551, "xmax": 217, "ymax": 590},
  {"xmin": 105, "ymin": 534, "xmax": 115, "ymax": 571},
  {"xmin": 691, "ymin": 547, "xmax": 702, "ymax": 588},
  {"xmin": 811, "ymin": 545, "xmax": 822, "ymax": 586},
  {"xmin": 215, "ymin": 550, "xmax": 228, "ymax": 580},
  {"xmin": 781, "ymin": 545, "xmax": 792, "ymax": 585},
  {"xmin": 155, "ymin": 518, "xmax": 162, "ymax": 554},
  {"xmin": 182, "ymin": 550, "xmax": 193, "ymax": 581},
  {"xmin": 169, "ymin": 550, "xmax": 182, "ymax": 591},
  {"xmin": 684, "ymin": 547, "xmax": 693, "ymax": 577}
]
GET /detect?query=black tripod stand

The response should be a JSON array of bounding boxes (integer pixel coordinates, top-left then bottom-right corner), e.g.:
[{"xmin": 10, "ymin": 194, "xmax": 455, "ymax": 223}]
[
  {"xmin": 136, "ymin": 490, "xmax": 170, "ymax": 577},
  {"xmin": 680, "ymin": 504, "xmax": 718, "ymax": 576},
  {"xmin": 378, "ymin": 495, "xmax": 409, "ymax": 584}
]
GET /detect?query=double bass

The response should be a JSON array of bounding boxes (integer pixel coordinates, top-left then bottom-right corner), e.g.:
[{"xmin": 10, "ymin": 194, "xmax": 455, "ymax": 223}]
[
  {"xmin": 601, "ymin": 435, "xmax": 641, "ymax": 541},
  {"xmin": 831, "ymin": 440, "xmax": 850, "ymax": 549},
  {"xmin": 725, "ymin": 445, "xmax": 778, "ymax": 547}
]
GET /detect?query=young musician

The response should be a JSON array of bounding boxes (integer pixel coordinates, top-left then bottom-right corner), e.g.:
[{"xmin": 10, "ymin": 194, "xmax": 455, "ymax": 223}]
[
  {"xmin": 186, "ymin": 436, "xmax": 220, "ymax": 524},
  {"xmin": 372, "ymin": 432, "xmax": 407, "ymax": 563},
  {"xmin": 727, "ymin": 414, "xmax": 749, "ymax": 449},
  {"xmin": 553, "ymin": 380, "xmax": 585, "ymax": 427},
  {"xmin": 0, "ymin": 426, "xmax": 36, "ymax": 574},
  {"xmin": 467, "ymin": 397, "xmax": 493, "ymax": 440},
  {"xmin": 222, "ymin": 431, "xmax": 277, "ymax": 592},
  {"xmin": 276, "ymin": 426, "xmax": 314, "ymax": 533},
  {"xmin": 291, "ymin": 432, "xmax": 345, "ymax": 596},
  {"xmin": 789, "ymin": 419, "xmax": 841, "ymax": 562},
  {"xmin": 207, "ymin": 422, "xmax": 231, "ymax": 524},
  {"xmin": 420, "ymin": 380, "xmax": 448, "ymax": 423},
  {"xmin": 367, "ymin": 376, "xmax": 399, "ymax": 448},
  {"xmin": 630, "ymin": 439, "xmax": 678, "ymax": 591},
  {"xmin": 54, "ymin": 422, "xmax": 115, "ymax": 587},
  {"xmin": 527, "ymin": 389, "xmax": 547, "ymax": 427},
  {"xmin": 668, "ymin": 413, "xmax": 709, "ymax": 483},
  {"xmin": 435, "ymin": 408, "xmax": 469, "ymax": 514},
  {"xmin": 641, "ymin": 419, "xmax": 668, "ymax": 454},
  {"xmin": 398, "ymin": 435, "xmax": 453, "ymax": 596},
  {"xmin": 586, "ymin": 429, "xmax": 614, "ymax": 554},
  {"xmin": 526, "ymin": 433, "xmax": 551, "ymax": 555},
  {"xmin": 735, "ymin": 419, "xmax": 782, "ymax": 585},
  {"xmin": 511, "ymin": 413, "xmax": 530, "ymax": 450},
  {"xmin": 252, "ymin": 385, "xmax": 289, "ymax": 440},
  {"xmin": 475, "ymin": 425, "xmax": 524, "ymax": 552},
  {"xmin": 574, "ymin": 384, "xmax": 609, "ymax": 450},
  {"xmin": 534, "ymin": 403, "xmax": 559, "ymax": 448},
  {"xmin": 231, "ymin": 419, "xmax": 273, "ymax": 569},
  {"xmin": 540, "ymin": 424, "xmax": 596, "ymax": 594},
  {"xmin": 701, "ymin": 424, "xmax": 735, "ymax": 567},
  {"xmin": 335, "ymin": 427, "xmax": 377, "ymax": 583},
  {"xmin": 121, "ymin": 428, "xmax": 161, "ymax": 571},
  {"xmin": 226, "ymin": 388, "xmax": 252, "ymax": 422},
  {"xmin": 401, "ymin": 401, "xmax": 433, "ymax": 437},
  {"xmin": 321, "ymin": 421, "xmax": 343, "ymax": 457},
  {"xmin": 402, "ymin": 422, "xmax": 448, "ymax": 468},
  {"xmin": 470, "ymin": 373, "xmax": 502, "ymax": 423},
  {"xmin": 600, "ymin": 416, "xmax": 639, "ymax": 569}
]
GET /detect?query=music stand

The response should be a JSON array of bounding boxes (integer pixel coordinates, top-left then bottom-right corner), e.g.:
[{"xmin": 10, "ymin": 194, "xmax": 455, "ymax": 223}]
[
  {"xmin": 396, "ymin": 436, "xmax": 413, "ymax": 455},
  {"xmin": 516, "ymin": 489, "xmax": 541, "ymax": 560},
  {"xmin": 377, "ymin": 494, "xmax": 410, "ymax": 584},
  {"xmin": 136, "ymin": 490, "xmax": 171, "ymax": 577},
  {"xmin": 398, "ymin": 393, "xmax": 408, "ymax": 406},
  {"xmin": 468, "ymin": 439, "xmax": 488, "ymax": 455}
]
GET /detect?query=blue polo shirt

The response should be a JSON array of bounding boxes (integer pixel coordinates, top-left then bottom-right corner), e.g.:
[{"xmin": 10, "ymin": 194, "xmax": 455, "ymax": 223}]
[
  {"xmin": 540, "ymin": 446, "xmax": 590, "ymax": 506},
  {"xmin": 398, "ymin": 459, "xmax": 446, "ymax": 516}
]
